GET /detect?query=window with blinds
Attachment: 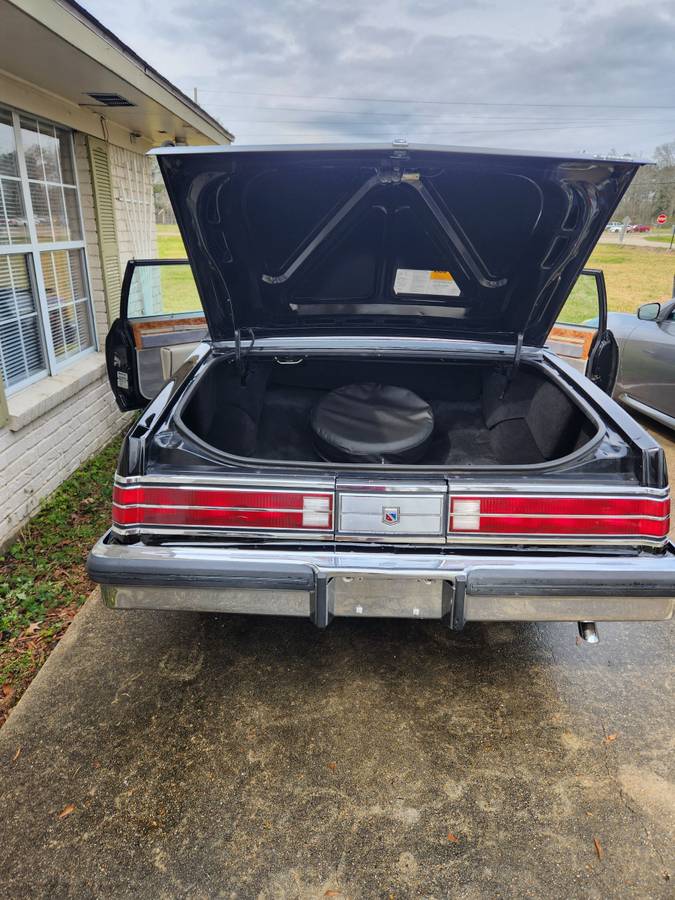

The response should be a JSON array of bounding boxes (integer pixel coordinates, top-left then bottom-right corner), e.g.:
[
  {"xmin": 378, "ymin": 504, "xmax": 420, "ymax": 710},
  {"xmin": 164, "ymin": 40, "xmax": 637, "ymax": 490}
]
[
  {"xmin": 0, "ymin": 105, "xmax": 95, "ymax": 395},
  {"xmin": 41, "ymin": 249, "xmax": 93, "ymax": 360},
  {"xmin": 0, "ymin": 254, "xmax": 46, "ymax": 388}
]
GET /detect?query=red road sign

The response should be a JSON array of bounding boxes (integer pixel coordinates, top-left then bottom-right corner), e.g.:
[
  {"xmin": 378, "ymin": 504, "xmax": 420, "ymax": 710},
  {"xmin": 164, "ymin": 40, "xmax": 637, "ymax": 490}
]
[{"xmin": 657, "ymin": 213, "xmax": 667, "ymax": 224}]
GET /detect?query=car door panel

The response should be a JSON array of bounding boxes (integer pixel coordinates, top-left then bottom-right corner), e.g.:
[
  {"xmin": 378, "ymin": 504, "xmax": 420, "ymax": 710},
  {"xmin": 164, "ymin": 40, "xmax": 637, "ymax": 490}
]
[
  {"xmin": 106, "ymin": 259, "xmax": 207, "ymax": 410},
  {"xmin": 620, "ymin": 310, "xmax": 675, "ymax": 418},
  {"xmin": 549, "ymin": 268, "xmax": 618, "ymax": 393}
]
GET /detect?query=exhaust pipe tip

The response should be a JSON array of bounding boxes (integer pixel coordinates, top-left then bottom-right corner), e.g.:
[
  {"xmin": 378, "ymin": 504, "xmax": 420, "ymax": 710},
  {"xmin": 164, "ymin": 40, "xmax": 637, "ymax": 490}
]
[{"xmin": 578, "ymin": 621, "xmax": 600, "ymax": 644}]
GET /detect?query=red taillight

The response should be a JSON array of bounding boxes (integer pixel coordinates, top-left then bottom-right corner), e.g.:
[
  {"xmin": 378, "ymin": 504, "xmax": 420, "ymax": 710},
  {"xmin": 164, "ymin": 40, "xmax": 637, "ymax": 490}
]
[
  {"xmin": 113, "ymin": 485, "xmax": 333, "ymax": 531},
  {"xmin": 449, "ymin": 495, "xmax": 669, "ymax": 539}
]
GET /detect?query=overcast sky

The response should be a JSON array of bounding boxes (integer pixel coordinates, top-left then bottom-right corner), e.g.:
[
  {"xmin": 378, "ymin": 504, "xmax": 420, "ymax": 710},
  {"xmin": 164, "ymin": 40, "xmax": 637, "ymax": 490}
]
[{"xmin": 84, "ymin": 0, "xmax": 675, "ymax": 156}]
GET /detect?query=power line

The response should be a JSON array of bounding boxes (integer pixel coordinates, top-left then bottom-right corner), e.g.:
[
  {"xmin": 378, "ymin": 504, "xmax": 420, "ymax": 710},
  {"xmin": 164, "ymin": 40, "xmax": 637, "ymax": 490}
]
[
  {"xmin": 225, "ymin": 118, "xmax": 672, "ymax": 129},
  {"xmin": 194, "ymin": 87, "xmax": 675, "ymax": 111},
  {"xmin": 206, "ymin": 103, "xmax": 667, "ymax": 124},
  {"xmin": 220, "ymin": 122, "xmax": 673, "ymax": 139}
]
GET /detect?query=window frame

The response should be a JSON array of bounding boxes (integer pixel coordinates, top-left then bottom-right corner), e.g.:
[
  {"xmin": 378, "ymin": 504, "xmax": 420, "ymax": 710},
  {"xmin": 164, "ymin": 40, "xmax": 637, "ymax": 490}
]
[{"xmin": 0, "ymin": 106, "xmax": 97, "ymax": 396}]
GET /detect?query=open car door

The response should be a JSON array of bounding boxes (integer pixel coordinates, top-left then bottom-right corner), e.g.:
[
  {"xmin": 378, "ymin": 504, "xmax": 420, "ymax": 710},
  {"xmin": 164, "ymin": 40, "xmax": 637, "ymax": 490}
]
[
  {"xmin": 106, "ymin": 259, "xmax": 206, "ymax": 410},
  {"xmin": 547, "ymin": 268, "xmax": 618, "ymax": 394}
]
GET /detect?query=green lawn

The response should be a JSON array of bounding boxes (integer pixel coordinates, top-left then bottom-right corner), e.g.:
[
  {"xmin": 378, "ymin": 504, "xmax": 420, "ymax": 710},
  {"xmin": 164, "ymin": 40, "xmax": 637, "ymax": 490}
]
[
  {"xmin": 155, "ymin": 226, "xmax": 201, "ymax": 313},
  {"xmin": 557, "ymin": 273, "xmax": 599, "ymax": 324},
  {"xmin": 586, "ymin": 243, "xmax": 675, "ymax": 313},
  {"xmin": 1, "ymin": 435, "xmax": 123, "ymax": 723},
  {"xmin": 645, "ymin": 233, "xmax": 675, "ymax": 245},
  {"xmin": 156, "ymin": 223, "xmax": 189, "ymax": 258},
  {"xmin": 153, "ymin": 226, "xmax": 675, "ymax": 320}
]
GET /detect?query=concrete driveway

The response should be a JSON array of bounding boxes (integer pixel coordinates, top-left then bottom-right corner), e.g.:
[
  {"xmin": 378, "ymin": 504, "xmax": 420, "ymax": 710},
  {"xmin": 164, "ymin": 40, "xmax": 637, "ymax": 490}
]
[{"xmin": 1, "ymin": 426, "xmax": 673, "ymax": 900}]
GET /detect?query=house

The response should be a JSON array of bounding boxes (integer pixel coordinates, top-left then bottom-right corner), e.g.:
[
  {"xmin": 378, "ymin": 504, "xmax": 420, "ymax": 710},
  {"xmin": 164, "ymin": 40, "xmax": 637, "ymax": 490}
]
[{"xmin": 0, "ymin": 0, "xmax": 233, "ymax": 544}]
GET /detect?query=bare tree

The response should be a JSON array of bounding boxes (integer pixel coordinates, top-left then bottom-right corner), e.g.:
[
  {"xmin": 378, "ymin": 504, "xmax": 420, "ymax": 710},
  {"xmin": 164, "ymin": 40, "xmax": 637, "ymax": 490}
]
[{"xmin": 615, "ymin": 139, "xmax": 675, "ymax": 224}]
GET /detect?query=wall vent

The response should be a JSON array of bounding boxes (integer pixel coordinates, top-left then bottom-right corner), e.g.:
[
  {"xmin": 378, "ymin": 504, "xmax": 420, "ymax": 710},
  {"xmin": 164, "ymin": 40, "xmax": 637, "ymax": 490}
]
[{"xmin": 85, "ymin": 93, "xmax": 135, "ymax": 107}]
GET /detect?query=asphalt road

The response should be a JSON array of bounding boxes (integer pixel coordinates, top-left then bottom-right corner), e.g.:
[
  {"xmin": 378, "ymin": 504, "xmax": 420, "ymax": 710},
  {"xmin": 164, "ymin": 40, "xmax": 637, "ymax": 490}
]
[{"xmin": 0, "ymin": 425, "xmax": 673, "ymax": 900}]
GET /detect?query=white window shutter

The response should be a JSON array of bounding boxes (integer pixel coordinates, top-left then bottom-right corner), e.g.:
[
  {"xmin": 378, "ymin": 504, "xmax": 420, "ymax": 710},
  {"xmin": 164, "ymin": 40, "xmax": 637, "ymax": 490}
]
[
  {"xmin": 0, "ymin": 377, "xmax": 8, "ymax": 427},
  {"xmin": 87, "ymin": 137, "xmax": 121, "ymax": 324}
]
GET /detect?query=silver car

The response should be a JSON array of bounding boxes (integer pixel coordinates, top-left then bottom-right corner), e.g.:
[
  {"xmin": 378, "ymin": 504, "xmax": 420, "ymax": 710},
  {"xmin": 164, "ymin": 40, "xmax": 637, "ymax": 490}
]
[{"xmin": 609, "ymin": 299, "xmax": 675, "ymax": 431}]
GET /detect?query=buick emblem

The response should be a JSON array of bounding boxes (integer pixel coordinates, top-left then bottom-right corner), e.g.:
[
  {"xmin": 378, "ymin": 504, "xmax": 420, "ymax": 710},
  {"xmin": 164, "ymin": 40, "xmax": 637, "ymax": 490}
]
[{"xmin": 382, "ymin": 506, "xmax": 400, "ymax": 525}]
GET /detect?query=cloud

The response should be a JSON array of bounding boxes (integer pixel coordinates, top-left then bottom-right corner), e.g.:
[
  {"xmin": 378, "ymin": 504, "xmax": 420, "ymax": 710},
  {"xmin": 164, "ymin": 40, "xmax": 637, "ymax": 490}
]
[{"xmin": 82, "ymin": 0, "xmax": 675, "ymax": 155}]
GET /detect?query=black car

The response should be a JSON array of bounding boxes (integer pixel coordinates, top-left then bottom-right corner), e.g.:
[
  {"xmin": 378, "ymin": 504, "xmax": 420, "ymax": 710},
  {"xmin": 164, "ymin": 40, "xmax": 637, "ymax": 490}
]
[{"xmin": 87, "ymin": 144, "xmax": 674, "ymax": 642}]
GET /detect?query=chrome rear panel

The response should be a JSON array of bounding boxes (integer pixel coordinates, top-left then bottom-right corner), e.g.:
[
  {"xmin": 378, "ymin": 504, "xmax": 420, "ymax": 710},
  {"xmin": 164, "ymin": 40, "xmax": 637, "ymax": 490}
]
[{"xmin": 338, "ymin": 492, "xmax": 445, "ymax": 537}]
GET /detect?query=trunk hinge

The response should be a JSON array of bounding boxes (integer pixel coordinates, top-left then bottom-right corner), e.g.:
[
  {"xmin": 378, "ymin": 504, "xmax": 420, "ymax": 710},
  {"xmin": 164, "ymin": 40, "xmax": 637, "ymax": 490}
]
[
  {"xmin": 500, "ymin": 331, "xmax": 524, "ymax": 399},
  {"xmin": 234, "ymin": 327, "xmax": 255, "ymax": 384}
]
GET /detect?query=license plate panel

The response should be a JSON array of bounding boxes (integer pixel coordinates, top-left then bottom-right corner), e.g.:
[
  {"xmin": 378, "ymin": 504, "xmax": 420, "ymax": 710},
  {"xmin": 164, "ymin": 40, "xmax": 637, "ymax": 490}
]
[{"xmin": 329, "ymin": 574, "xmax": 451, "ymax": 619}]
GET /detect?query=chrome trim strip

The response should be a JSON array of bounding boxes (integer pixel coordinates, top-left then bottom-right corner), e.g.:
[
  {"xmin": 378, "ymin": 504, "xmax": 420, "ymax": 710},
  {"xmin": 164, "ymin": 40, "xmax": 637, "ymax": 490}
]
[
  {"xmin": 110, "ymin": 525, "xmax": 336, "ymax": 540},
  {"xmin": 211, "ymin": 335, "xmax": 544, "ymax": 360},
  {"xmin": 447, "ymin": 486, "xmax": 670, "ymax": 499},
  {"xmin": 114, "ymin": 478, "xmax": 335, "ymax": 491},
  {"xmin": 113, "ymin": 523, "xmax": 332, "ymax": 532},
  {"xmin": 113, "ymin": 503, "xmax": 334, "ymax": 515},
  {"xmin": 620, "ymin": 394, "xmax": 675, "ymax": 432},
  {"xmin": 90, "ymin": 539, "xmax": 675, "ymax": 574},
  {"xmin": 108, "ymin": 526, "xmax": 666, "ymax": 548},
  {"xmin": 449, "ymin": 513, "xmax": 670, "ymax": 521},
  {"xmin": 337, "ymin": 480, "xmax": 447, "ymax": 494},
  {"xmin": 334, "ymin": 534, "xmax": 447, "ymax": 545},
  {"xmin": 444, "ymin": 534, "xmax": 667, "ymax": 547},
  {"xmin": 114, "ymin": 474, "xmax": 669, "ymax": 501},
  {"xmin": 450, "ymin": 492, "xmax": 670, "ymax": 500}
]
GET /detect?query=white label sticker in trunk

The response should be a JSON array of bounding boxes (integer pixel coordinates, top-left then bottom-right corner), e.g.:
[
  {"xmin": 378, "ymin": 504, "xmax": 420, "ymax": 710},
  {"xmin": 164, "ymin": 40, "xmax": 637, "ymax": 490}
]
[{"xmin": 394, "ymin": 269, "xmax": 461, "ymax": 297}]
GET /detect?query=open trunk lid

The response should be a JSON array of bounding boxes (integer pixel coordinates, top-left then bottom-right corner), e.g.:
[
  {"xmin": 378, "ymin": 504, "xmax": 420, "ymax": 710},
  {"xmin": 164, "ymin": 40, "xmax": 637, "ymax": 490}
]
[{"xmin": 153, "ymin": 143, "xmax": 642, "ymax": 347}]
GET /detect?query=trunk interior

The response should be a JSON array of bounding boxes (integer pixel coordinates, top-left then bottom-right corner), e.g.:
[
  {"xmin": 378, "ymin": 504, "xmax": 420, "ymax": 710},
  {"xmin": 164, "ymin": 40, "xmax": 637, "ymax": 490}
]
[{"xmin": 179, "ymin": 356, "xmax": 598, "ymax": 467}]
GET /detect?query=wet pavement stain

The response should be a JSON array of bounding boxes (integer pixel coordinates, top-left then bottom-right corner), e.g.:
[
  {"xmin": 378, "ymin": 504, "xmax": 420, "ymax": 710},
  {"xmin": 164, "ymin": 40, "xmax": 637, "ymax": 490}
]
[{"xmin": 0, "ymin": 593, "xmax": 673, "ymax": 899}]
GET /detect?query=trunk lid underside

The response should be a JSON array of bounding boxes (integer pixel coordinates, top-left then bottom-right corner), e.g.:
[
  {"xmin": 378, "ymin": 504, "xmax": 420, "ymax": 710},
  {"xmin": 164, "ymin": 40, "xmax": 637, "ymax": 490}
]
[{"xmin": 153, "ymin": 143, "xmax": 641, "ymax": 347}]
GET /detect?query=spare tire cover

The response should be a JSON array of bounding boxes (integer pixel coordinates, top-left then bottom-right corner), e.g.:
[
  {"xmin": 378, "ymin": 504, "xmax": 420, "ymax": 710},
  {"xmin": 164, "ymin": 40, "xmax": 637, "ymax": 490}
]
[{"xmin": 311, "ymin": 383, "xmax": 435, "ymax": 463}]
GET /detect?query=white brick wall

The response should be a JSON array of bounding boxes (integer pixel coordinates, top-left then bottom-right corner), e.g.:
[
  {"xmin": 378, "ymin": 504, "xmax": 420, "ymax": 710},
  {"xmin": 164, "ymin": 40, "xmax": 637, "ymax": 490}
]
[
  {"xmin": 74, "ymin": 136, "xmax": 158, "ymax": 329},
  {"xmin": 110, "ymin": 144, "xmax": 157, "ymax": 276},
  {"xmin": 0, "ymin": 372, "xmax": 125, "ymax": 542}
]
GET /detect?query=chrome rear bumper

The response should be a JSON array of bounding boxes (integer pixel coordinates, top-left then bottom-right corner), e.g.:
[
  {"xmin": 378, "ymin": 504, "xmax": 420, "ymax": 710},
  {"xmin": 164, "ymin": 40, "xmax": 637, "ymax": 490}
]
[{"xmin": 88, "ymin": 533, "xmax": 675, "ymax": 627}]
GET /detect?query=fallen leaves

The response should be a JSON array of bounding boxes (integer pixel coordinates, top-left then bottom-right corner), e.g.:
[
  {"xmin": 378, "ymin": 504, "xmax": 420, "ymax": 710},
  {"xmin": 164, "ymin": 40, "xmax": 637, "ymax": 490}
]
[
  {"xmin": 447, "ymin": 833, "xmax": 460, "ymax": 844},
  {"xmin": 593, "ymin": 836, "xmax": 604, "ymax": 860},
  {"xmin": 57, "ymin": 803, "xmax": 76, "ymax": 819},
  {"xmin": 327, "ymin": 762, "xmax": 337, "ymax": 771},
  {"xmin": 603, "ymin": 733, "xmax": 618, "ymax": 743},
  {"xmin": 12, "ymin": 747, "xmax": 21, "ymax": 762},
  {"xmin": 0, "ymin": 435, "xmax": 123, "ymax": 727},
  {"xmin": 0, "ymin": 603, "xmax": 79, "ymax": 726}
]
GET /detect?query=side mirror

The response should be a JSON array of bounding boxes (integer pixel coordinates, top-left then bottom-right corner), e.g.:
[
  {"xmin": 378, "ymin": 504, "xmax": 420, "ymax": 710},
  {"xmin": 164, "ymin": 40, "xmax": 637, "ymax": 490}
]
[{"xmin": 637, "ymin": 302, "xmax": 661, "ymax": 321}]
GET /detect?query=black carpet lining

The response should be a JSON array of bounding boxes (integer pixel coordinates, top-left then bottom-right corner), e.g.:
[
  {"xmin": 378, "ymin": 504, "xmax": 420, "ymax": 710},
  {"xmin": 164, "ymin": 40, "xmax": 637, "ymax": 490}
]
[{"xmin": 180, "ymin": 357, "xmax": 592, "ymax": 466}]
